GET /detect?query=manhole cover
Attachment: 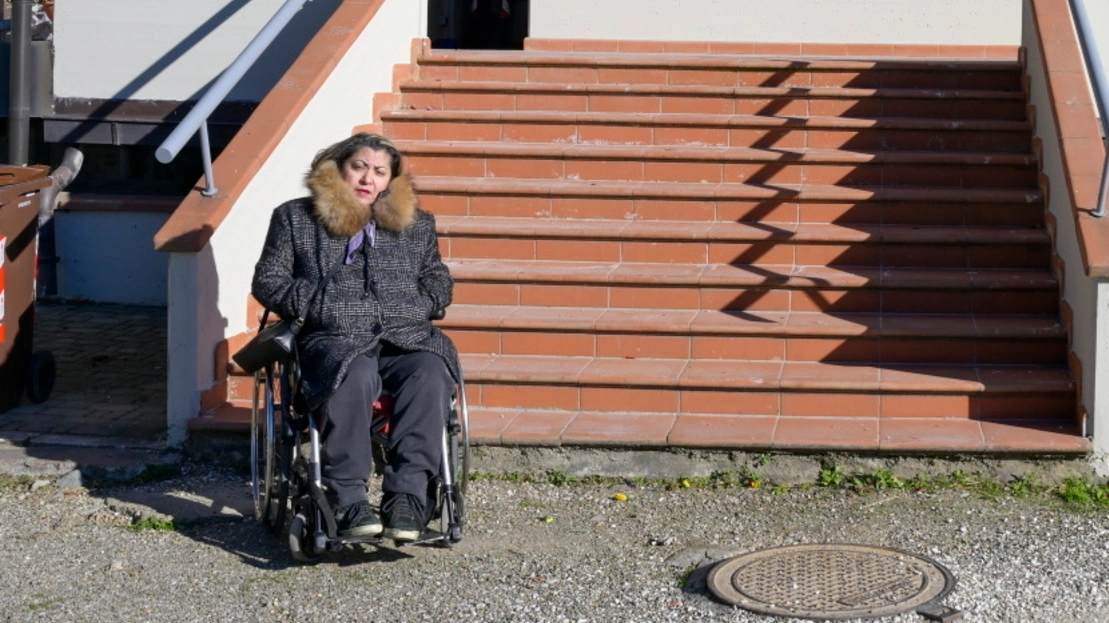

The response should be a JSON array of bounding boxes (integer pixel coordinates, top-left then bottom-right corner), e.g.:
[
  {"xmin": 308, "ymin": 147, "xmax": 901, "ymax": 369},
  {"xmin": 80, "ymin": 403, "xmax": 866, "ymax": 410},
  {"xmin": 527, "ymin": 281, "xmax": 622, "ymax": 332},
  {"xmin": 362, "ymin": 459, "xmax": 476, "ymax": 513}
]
[{"xmin": 707, "ymin": 544, "xmax": 955, "ymax": 620}]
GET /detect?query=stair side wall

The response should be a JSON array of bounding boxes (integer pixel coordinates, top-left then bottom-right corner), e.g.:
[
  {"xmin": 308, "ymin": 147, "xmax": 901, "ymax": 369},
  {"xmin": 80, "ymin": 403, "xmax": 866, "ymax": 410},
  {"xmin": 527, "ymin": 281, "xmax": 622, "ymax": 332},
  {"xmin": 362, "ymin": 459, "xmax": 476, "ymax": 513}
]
[{"xmin": 1022, "ymin": 0, "xmax": 1109, "ymax": 465}]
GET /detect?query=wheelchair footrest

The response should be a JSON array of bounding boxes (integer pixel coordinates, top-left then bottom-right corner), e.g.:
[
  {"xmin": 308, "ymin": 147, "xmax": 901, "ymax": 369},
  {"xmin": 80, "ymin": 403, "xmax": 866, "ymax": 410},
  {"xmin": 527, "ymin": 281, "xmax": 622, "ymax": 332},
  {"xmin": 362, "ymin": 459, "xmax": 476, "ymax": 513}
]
[
  {"xmin": 397, "ymin": 529, "xmax": 451, "ymax": 547},
  {"xmin": 333, "ymin": 535, "xmax": 384, "ymax": 547}
]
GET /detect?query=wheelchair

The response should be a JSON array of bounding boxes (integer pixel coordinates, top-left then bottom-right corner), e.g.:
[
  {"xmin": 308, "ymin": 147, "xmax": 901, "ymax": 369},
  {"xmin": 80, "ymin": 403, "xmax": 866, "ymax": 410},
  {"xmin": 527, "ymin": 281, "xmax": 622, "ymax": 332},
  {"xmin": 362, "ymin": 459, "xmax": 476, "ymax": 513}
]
[{"xmin": 250, "ymin": 350, "xmax": 469, "ymax": 563}]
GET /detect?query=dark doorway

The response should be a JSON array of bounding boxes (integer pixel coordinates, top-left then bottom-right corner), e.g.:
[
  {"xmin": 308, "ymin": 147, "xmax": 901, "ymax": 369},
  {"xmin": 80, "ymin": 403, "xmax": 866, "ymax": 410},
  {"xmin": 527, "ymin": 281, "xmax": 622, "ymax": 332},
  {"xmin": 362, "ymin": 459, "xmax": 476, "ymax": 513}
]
[{"xmin": 427, "ymin": 0, "xmax": 527, "ymax": 50}]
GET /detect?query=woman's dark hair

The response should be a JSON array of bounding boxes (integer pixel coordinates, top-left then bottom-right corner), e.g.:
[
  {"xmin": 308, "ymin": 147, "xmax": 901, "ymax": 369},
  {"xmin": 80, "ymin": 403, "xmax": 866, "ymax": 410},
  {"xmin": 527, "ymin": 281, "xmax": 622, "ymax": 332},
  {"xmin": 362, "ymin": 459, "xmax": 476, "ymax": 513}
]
[{"xmin": 311, "ymin": 133, "xmax": 403, "ymax": 178}]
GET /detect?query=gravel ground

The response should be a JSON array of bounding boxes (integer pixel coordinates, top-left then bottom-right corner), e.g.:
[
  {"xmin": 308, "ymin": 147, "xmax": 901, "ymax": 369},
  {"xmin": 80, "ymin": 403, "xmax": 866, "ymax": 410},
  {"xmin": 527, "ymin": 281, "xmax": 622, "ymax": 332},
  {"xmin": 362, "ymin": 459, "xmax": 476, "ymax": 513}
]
[{"xmin": 1, "ymin": 462, "xmax": 1108, "ymax": 623}]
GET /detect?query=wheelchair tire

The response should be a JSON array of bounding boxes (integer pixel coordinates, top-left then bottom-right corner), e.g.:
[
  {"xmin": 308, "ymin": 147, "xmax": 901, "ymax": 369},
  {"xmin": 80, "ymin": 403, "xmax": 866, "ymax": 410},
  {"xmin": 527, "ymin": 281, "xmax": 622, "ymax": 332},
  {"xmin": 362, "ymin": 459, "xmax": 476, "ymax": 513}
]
[
  {"xmin": 250, "ymin": 371, "xmax": 266, "ymax": 522},
  {"xmin": 288, "ymin": 512, "xmax": 322, "ymax": 564},
  {"xmin": 454, "ymin": 383, "xmax": 471, "ymax": 495},
  {"xmin": 25, "ymin": 350, "xmax": 56, "ymax": 404},
  {"xmin": 252, "ymin": 365, "xmax": 292, "ymax": 532},
  {"xmin": 264, "ymin": 437, "xmax": 291, "ymax": 534},
  {"xmin": 264, "ymin": 366, "xmax": 298, "ymax": 533}
]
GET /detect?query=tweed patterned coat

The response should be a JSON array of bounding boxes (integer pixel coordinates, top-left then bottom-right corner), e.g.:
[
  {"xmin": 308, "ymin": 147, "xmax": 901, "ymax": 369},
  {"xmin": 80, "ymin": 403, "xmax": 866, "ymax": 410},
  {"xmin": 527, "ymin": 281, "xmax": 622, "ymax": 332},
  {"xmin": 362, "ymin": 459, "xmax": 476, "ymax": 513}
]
[{"xmin": 251, "ymin": 161, "xmax": 459, "ymax": 411}]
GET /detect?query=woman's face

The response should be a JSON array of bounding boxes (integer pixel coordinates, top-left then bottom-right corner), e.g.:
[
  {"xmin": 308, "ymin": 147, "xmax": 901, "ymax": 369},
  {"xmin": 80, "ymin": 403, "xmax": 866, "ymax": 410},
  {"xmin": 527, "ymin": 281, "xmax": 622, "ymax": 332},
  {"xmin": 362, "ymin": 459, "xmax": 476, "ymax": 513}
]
[{"xmin": 341, "ymin": 147, "xmax": 393, "ymax": 207}]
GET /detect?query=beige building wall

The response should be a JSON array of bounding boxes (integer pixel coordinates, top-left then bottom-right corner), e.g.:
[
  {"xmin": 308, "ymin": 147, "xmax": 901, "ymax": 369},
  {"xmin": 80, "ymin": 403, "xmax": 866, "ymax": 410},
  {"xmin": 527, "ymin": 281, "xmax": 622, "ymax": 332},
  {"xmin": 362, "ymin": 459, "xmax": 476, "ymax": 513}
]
[{"xmin": 529, "ymin": 0, "xmax": 1022, "ymax": 45}]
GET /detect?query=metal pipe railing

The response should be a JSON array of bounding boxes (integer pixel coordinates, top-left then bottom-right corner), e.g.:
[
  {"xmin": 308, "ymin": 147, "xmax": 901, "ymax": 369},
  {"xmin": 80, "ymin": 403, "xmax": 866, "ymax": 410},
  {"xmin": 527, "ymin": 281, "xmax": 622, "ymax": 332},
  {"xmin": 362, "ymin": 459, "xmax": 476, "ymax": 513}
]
[
  {"xmin": 1070, "ymin": 0, "xmax": 1109, "ymax": 217},
  {"xmin": 155, "ymin": 0, "xmax": 313, "ymax": 196}
]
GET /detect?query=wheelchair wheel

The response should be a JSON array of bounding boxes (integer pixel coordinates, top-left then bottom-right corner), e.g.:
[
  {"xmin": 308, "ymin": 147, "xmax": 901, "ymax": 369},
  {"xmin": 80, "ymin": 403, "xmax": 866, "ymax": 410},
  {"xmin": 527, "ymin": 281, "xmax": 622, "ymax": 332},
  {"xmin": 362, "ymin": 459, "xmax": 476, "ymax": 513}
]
[
  {"xmin": 454, "ymin": 380, "xmax": 471, "ymax": 496},
  {"xmin": 440, "ymin": 381, "xmax": 471, "ymax": 543},
  {"xmin": 251, "ymin": 364, "xmax": 291, "ymax": 533},
  {"xmin": 288, "ymin": 511, "xmax": 322, "ymax": 564},
  {"xmin": 266, "ymin": 363, "xmax": 297, "ymax": 532}
]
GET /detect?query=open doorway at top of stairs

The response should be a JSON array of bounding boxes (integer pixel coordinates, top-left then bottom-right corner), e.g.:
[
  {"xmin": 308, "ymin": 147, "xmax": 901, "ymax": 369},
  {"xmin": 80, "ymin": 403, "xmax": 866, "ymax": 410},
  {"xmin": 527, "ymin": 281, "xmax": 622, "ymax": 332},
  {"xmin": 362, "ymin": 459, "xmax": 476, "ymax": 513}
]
[{"xmin": 429, "ymin": 0, "xmax": 528, "ymax": 50}]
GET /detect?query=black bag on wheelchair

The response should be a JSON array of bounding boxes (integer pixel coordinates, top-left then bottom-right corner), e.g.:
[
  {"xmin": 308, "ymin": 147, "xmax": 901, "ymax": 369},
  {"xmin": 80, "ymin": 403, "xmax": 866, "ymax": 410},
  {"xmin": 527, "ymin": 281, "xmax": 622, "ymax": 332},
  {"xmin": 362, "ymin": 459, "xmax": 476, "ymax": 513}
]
[
  {"xmin": 232, "ymin": 313, "xmax": 302, "ymax": 374},
  {"xmin": 236, "ymin": 254, "xmax": 348, "ymax": 374}
]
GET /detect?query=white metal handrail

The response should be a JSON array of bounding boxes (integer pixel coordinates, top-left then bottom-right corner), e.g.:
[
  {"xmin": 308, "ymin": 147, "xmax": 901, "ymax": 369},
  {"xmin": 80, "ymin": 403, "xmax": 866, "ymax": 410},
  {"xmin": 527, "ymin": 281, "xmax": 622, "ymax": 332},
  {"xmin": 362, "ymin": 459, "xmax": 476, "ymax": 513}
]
[
  {"xmin": 1070, "ymin": 0, "xmax": 1109, "ymax": 217},
  {"xmin": 155, "ymin": 0, "xmax": 313, "ymax": 197}
]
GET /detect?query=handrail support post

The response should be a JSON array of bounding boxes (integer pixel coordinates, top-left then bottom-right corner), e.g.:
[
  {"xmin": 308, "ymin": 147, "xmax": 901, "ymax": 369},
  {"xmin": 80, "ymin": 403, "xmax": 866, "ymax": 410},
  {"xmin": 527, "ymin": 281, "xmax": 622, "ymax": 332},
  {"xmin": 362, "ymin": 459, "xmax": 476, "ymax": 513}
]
[
  {"xmin": 1094, "ymin": 152, "xmax": 1109, "ymax": 218},
  {"xmin": 199, "ymin": 122, "xmax": 218, "ymax": 197}
]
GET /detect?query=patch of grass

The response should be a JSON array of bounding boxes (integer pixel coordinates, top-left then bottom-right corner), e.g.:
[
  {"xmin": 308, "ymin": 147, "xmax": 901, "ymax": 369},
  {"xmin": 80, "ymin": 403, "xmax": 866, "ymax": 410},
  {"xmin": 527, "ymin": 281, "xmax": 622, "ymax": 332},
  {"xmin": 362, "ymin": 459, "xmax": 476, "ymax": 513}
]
[
  {"xmin": 129, "ymin": 516, "xmax": 176, "ymax": 532},
  {"xmin": 676, "ymin": 565, "xmax": 697, "ymax": 589},
  {"xmin": 0, "ymin": 474, "xmax": 39, "ymax": 492},
  {"xmin": 464, "ymin": 465, "xmax": 1109, "ymax": 511},
  {"xmin": 26, "ymin": 593, "xmax": 62, "ymax": 612},
  {"xmin": 545, "ymin": 469, "xmax": 576, "ymax": 486},
  {"xmin": 1007, "ymin": 472, "xmax": 1045, "ymax": 498},
  {"xmin": 708, "ymin": 468, "xmax": 763, "ymax": 489},
  {"xmin": 1054, "ymin": 477, "xmax": 1109, "ymax": 508},
  {"xmin": 817, "ymin": 466, "xmax": 845, "ymax": 488},
  {"xmin": 467, "ymin": 470, "xmax": 500, "ymax": 482}
]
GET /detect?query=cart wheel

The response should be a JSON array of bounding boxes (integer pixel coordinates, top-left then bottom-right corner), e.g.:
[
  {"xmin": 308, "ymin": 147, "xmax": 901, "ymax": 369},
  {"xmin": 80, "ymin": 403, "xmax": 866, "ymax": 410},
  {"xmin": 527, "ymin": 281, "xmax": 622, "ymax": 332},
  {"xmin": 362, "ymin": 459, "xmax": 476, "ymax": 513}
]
[{"xmin": 25, "ymin": 350, "xmax": 56, "ymax": 404}]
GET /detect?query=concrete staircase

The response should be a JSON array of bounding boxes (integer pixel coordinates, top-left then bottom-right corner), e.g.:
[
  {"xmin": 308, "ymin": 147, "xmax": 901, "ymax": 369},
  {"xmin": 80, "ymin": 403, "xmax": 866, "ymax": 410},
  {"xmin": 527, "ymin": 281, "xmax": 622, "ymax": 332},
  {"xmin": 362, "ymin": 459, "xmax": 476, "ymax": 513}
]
[{"xmin": 194, "ymin": 41, "xmax": 1089, "ymax": 457}]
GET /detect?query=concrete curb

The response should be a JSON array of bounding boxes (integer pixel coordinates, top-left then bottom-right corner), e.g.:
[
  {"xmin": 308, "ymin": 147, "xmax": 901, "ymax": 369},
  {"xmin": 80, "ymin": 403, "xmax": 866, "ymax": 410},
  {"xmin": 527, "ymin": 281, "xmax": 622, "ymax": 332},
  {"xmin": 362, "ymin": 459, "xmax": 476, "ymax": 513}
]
[{"xmin": 0, "ymin": 430, "xmax": 181, "ymax": 484}]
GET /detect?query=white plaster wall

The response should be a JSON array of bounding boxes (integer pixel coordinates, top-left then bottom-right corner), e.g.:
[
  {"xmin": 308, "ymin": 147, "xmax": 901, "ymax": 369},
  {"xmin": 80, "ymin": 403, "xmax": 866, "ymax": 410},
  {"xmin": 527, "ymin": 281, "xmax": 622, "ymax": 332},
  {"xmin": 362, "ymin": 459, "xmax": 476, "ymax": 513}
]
[
  {"xmin": 54, "ymin": 211, "xmax": 168, "ymax": 306},
  {"xmin": 52, "ymin": 0, "xmax": 339, "ymax": 101},
  {"xmin": 163, "ymin": 0, "xmax": 425, "ymax": 446},
  {"xmin": 530, "ymin": 0, "xmax": 1022, "ymax": 45},
  {"xmin": 1079, "ymin": 0, "xmax": 1109, "ymax": 92}
]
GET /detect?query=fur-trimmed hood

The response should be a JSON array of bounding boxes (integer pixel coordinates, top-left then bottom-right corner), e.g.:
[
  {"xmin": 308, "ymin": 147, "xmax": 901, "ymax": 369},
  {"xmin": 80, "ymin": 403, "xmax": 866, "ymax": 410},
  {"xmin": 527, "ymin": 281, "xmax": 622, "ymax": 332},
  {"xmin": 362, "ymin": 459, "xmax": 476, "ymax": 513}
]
[{"xmin": 305, "ymin": 160, "xmax": 418, "ymax": 237}]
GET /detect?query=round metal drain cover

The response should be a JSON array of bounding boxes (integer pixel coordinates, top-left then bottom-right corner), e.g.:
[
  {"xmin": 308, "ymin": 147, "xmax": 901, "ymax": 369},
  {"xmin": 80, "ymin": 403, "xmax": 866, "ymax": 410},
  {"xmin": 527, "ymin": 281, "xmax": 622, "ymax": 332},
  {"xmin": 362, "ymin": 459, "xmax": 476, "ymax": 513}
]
[{"xmin": 707, "ymin": 544, "xmax": 955, "ymax": 620}]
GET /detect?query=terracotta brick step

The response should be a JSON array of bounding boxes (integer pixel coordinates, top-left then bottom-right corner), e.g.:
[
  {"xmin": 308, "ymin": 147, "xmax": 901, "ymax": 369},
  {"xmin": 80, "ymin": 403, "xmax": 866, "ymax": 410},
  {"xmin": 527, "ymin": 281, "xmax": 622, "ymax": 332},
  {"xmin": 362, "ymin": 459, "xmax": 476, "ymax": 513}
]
[
  {"xmin": 396, "ymin": 80, "xmax": 1028, "ymax": 120},
  {"xmin": 415, "ymin": 49, "xmax": 1023, "ymax": 91},
  {"xmin": 219, "ymin": 309, "xmax": 1066, "ymax": 401},
  {"xmin": 414, "ymin": 177, "xmax": 1045, "ymax": 227},
  {"xmin": 447, "ymin": 259, "xmax": 1058, "ymax": 315},
  {"xmin": 217, "ymin": 355, "xmax": 1075, "ymax": 411},
  {"xmin": 402, "ymin": 141, "xmax": 1036, "ymax": 188},
  {"xmin": 440, "ymin": 304, "xmax": 1065, "ymax": 365},
  {"xmin": 457, "ymin": 354, "xmax": 1072, "ymax": 420},
  {"xmin": 437, "ymin": 217, "xmax": 1049, "ymax": 269},
  {"xmin": 189, "ymin": 402, "xmax": 1088, "ymax": 455},
  {"xmin": 465, "ymin": 407, "xmax": 1087, "ymax": 454},
  {"xmin": 380, "ymin": 109, "xmax": 1031, "ymax": 152}
]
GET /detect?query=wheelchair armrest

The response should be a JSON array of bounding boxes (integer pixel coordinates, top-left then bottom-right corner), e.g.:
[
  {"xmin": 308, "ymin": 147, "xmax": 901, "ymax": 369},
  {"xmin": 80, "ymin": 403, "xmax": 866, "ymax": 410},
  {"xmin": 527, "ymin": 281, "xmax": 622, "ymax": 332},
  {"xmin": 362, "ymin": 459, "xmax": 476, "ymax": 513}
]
[{"xmin": 429, "ymin": 307, "xmax": 446, "ymax": 321}]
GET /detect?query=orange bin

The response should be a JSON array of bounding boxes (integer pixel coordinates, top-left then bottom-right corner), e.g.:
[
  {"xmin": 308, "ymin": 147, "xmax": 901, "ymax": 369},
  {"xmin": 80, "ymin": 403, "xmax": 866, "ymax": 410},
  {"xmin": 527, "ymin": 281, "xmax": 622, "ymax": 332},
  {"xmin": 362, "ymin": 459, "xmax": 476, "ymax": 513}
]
[{"xmin": 0, "ymin": 165, "xmax": 53, "ymax": 412}]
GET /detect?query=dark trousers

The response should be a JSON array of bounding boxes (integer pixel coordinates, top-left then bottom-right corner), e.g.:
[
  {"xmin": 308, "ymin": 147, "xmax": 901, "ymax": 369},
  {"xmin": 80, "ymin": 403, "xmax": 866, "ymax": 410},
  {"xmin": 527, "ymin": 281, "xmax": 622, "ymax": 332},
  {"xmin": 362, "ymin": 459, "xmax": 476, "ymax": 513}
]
[{"xmin": 320, "ymin": 344, "xmax": 453, "ymax": 509}]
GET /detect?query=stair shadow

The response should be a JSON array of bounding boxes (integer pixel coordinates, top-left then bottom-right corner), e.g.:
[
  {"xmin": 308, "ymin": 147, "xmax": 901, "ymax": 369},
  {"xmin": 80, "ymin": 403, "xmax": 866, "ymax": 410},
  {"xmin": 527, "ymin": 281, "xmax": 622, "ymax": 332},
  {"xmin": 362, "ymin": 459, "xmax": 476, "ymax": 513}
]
[{"xmin": 708, "ymin": 60, "xmax": 1076, "ymax": 433}]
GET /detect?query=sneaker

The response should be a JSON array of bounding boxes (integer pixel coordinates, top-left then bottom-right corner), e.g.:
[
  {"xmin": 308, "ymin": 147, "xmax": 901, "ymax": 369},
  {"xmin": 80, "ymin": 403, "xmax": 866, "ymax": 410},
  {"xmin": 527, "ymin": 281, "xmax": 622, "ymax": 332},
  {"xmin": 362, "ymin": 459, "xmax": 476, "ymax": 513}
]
[
  {"xmin": 336, "ymin": 500, "xmax": 382, "ymax": 537},
  {"xmin": 381, "ymin": 492, "xmax": 425, "ymax": 542}
]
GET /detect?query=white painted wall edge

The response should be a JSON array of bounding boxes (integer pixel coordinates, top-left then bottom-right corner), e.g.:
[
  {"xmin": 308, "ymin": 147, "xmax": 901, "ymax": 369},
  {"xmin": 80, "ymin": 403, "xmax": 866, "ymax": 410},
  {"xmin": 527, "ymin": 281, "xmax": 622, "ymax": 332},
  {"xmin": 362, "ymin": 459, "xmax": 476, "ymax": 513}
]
[{"xmin": 530, "ymin": 0, "xmax": 1022, "ymax": 46}]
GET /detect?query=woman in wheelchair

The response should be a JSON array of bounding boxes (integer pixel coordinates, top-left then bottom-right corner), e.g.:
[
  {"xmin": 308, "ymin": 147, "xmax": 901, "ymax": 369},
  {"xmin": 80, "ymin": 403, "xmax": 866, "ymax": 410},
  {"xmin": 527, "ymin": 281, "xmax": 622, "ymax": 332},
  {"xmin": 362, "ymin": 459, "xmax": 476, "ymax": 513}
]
[{"xmin": 251, "ymin": 132, "xmax": 460, "ymax": 543}]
